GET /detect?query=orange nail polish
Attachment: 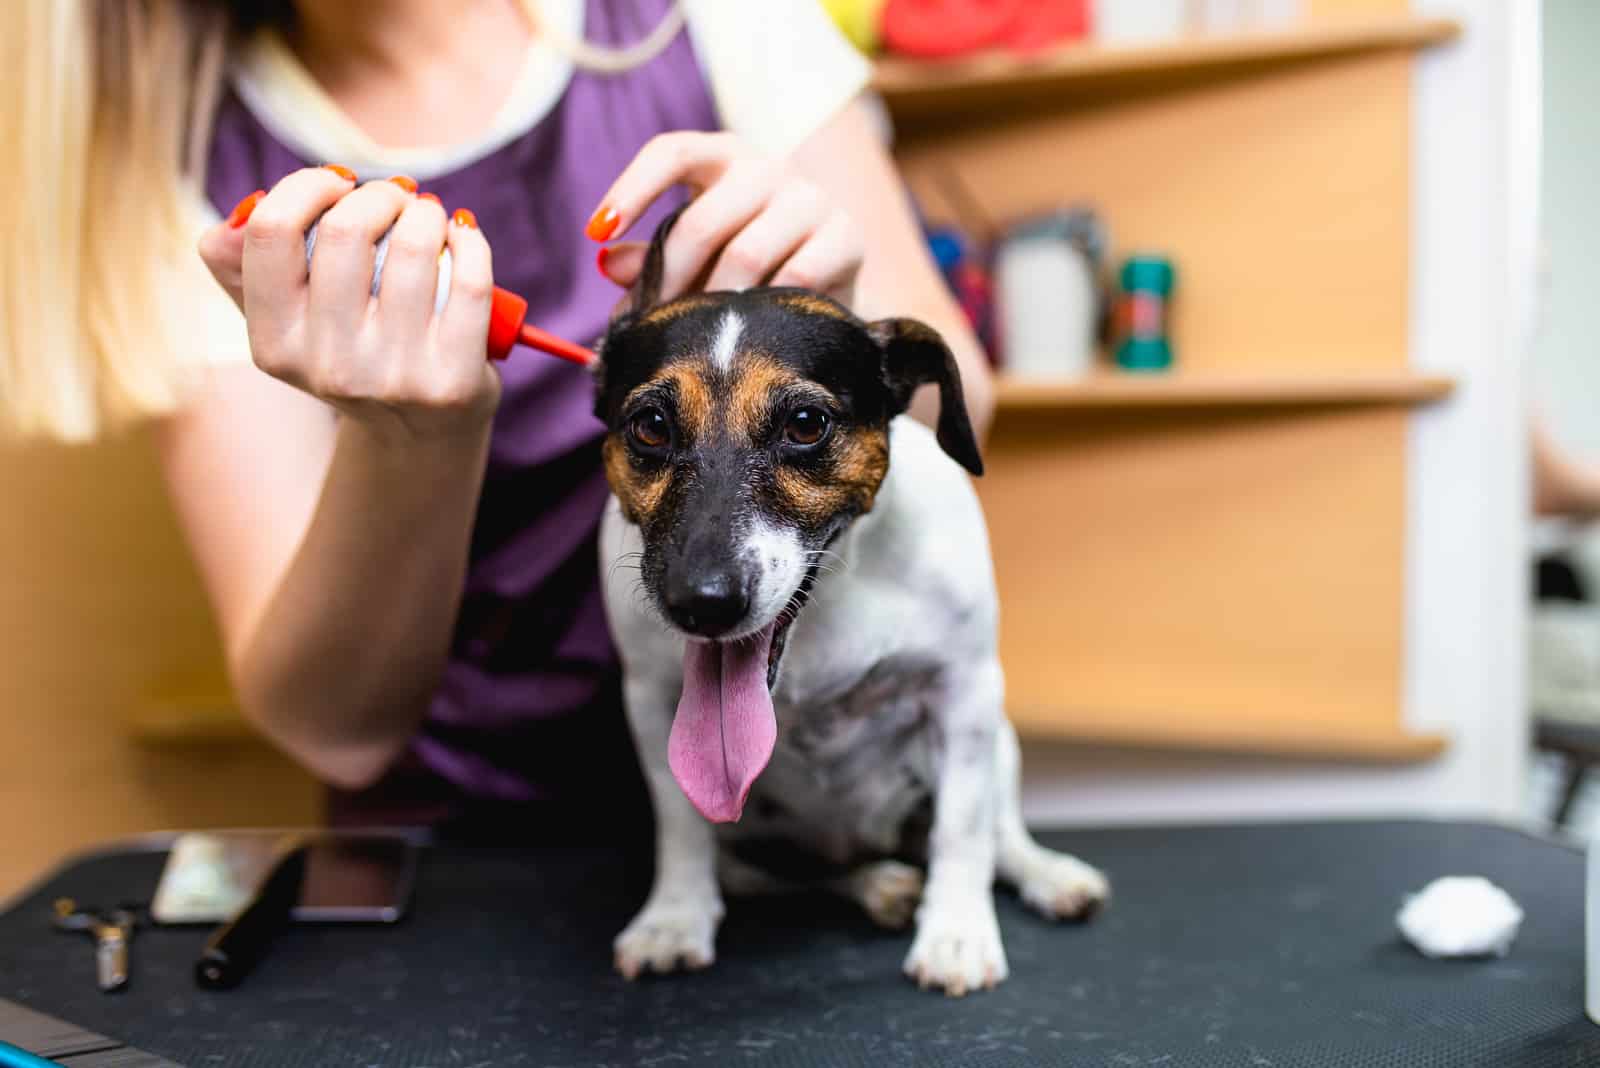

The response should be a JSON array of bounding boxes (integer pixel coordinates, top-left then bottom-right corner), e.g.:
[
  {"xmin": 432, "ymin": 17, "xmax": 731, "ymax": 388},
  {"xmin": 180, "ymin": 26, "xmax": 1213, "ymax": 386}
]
[
  {"xmin": 323, "ymin": 164, "xmax": 356, "ymax": 181},
  {"xmin": 452, "ymin": 208, "xmax": 478, "ymax": 230},
  {"xmin": 596, "ymin": 246, "xmax": 610, "ymax": 278},
  {"xmin": 226, "ymin": 189, "xmax": 265, "ymax": 229},
  {"xmin": 419, "ymin": 192, "xmax": 442, "ymax": 207},
  {"xmin": 389, "ymin": 175, "xmax": 419, "ymax": 194},
  {"xmin": 585, "ymin": 205, "xmax": 619, "ymax": 242}
]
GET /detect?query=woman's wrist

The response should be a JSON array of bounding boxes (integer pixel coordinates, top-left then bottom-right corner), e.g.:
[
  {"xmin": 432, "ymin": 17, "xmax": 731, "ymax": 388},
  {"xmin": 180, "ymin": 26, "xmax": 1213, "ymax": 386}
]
[{"xmin": 335, "ymin": 404, "xmax": 496, "ymax": 483}]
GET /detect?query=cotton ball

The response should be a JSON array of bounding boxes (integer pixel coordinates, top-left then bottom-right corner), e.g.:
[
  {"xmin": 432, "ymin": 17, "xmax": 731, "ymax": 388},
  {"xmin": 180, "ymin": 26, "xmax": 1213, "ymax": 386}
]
[{"xmin": 1396, "ymin": 876, "xmax": 1524, "ymax": 959}]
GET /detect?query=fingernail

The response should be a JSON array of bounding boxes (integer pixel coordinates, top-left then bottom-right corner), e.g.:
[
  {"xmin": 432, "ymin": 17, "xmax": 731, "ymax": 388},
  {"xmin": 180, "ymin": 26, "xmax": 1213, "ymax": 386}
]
[
  {"xmin": 585, "ymin": 205, "xmax": 619, "ymax": 242},
  {"xmin": 389, "ymin": 175, "xmax": 419, "ymax": 194},
  {"xmin": 596, "ymin": 246, "xmax": 610, "ymax": 278},
  {"xmin": 452, "ymin": 208, "xmax": 478, "ymax": 230},
  {"xmin": 226, "ymin": 189, "xmax": 265, "ymax": 229},
  {"xmin": 323, "ymin": 164, "xmax": 356, "ymax": 181},
  {"xmin": 419, "ymin": 192, "xmax": 442, "ymax": 207}
]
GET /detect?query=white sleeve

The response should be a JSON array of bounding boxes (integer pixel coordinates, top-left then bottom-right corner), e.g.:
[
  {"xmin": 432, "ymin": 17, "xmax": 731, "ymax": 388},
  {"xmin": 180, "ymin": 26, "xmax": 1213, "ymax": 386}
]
[
  {"xmin": 178, "ymin": 186, "xmax": 254, "ymax": 367},
  {"xmin": 681, "ymin": 0, "xmax": 874, "ymax": 159}
]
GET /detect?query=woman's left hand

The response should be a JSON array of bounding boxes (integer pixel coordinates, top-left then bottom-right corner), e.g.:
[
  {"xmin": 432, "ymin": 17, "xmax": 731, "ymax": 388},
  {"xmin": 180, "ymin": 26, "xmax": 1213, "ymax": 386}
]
[{"xmin": 588, "ymin": 131, "xmax": 863, "ymax": 306}]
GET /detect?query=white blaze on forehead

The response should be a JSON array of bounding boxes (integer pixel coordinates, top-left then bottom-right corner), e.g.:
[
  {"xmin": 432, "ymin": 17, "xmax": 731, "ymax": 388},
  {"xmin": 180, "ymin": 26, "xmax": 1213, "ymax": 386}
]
[
  {"xmin": 710, "ymin": 310, "xmax": 744, "ymax": 372},
  {"xmin": 743, "ymin": 517, "xmax": 806, "ymax": 624}
]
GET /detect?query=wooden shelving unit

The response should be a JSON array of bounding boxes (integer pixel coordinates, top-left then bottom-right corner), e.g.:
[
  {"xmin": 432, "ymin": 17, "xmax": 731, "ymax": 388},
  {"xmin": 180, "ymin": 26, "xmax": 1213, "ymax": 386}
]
[
  {"xmin": 891, "ymin": 0, "xmax": 1458, "ymax": 766},
  {"xmin": 129, "ymin": 695, "xmax": 253, "ymax": 746},
  {"xmin": 1010, "ymin": 704, "xmax": 1447, "ymax": 763},
  {"xmin": 995, "ymin": 371, "xmax": 1456, "ymax": 412},
  {"xmin": 873, "ymin": 14, "xmax": 1462, "ymax": 120}
]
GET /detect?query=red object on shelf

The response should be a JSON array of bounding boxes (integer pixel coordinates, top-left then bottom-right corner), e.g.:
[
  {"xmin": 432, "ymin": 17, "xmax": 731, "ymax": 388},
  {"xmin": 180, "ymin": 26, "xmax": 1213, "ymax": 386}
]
[
  {"xmin": 1002, "ymin": 0, "xmax": 1090, "ymax": 53},
  {"xmin": 881, "ymin": 0, "xmax": 1087, "ymax": 59},
  {"xmin": 881, "ymin": 0, "xmax": 1022, "ymax": 59}
]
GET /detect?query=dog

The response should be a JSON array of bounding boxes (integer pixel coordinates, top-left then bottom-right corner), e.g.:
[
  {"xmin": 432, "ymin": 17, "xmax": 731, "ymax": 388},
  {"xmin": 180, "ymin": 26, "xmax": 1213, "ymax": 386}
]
[{"xmin": 593, "ymin": 212, "xmax": 1109, "ymax": 996}]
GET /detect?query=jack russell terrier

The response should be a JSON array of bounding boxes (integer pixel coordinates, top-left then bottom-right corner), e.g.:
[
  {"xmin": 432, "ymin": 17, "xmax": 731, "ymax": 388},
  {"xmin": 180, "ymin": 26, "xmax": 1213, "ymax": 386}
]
[{"xmin": 594, "ymin": 211, "xmax": 1109, "ymax": 996}]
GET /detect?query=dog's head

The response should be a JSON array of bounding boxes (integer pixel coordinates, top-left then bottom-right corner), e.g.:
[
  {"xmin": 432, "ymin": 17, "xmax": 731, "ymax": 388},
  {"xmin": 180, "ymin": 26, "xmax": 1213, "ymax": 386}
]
[{"xmin": 593, "ymin": 209, "xmax": 983, "ymax": 822}]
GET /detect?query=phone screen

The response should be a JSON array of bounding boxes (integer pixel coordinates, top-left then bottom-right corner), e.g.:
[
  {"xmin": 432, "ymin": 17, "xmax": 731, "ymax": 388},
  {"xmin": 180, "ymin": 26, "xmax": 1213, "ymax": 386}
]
[
  {"xmin": 151, "ymin": 831, "xmax": 420, "ymax": 925},
  {"xmin": 297, "ymin": 835, "xmax": 418, "ymax": 922}
]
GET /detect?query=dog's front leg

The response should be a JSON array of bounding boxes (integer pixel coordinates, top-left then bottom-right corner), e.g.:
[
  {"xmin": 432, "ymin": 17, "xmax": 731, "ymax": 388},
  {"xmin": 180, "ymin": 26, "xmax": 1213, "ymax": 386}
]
[
  {"xmin": 614, "ymin": 675, "xmax": 724, "ymax": 979},
  {"xmin": 904, "ymin": 656, "xmax": 1008, "ymax": 996}
]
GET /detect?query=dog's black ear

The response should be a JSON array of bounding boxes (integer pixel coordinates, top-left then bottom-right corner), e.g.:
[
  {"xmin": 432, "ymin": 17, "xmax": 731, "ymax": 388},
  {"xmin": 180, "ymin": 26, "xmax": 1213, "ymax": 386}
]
[
  {"xmin": 868, "ymin": 317, "xmax": 984, "ymax": 477},
  {"xmin": 613, "ymin": 204, "xmax": 686, "ymax": 325},
  {"xmin": 594, "ymin": 205, "xmax": 690, "ymax": 422}
]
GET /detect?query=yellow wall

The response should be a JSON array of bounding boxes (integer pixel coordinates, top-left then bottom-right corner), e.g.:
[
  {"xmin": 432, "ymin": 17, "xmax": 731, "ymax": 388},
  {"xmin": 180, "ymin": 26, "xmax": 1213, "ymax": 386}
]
[{"xmin": 0, "ymin": 429, "xmax": 317, "ymax": 898}]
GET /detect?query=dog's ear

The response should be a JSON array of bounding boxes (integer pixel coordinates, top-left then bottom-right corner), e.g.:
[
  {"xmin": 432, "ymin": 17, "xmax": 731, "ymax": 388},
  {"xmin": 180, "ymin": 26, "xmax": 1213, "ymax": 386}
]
[
  {"xmin": 610, "ymin": 204, "xmax": 686, "ymax": 326},
  {"xmin": 594, "ymin": 205, "xmax": 689, "ymax": 422},
  {"xmin": 868, "ymin": 317, "xmax": 984, "ymax": 477}
]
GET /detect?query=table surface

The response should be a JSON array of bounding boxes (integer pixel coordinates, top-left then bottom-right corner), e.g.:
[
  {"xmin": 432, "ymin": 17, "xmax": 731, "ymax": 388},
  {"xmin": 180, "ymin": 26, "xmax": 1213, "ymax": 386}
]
[{"xmin": 0, "ymin": 820, "xmax": 1594, "ymax": 1068}]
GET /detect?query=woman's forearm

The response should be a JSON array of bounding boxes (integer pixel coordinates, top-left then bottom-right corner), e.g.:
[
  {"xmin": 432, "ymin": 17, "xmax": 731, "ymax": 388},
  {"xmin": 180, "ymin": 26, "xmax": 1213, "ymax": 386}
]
[{"xmin": 234, "ymin": 416, "xmax": 493, "ymax": 789}]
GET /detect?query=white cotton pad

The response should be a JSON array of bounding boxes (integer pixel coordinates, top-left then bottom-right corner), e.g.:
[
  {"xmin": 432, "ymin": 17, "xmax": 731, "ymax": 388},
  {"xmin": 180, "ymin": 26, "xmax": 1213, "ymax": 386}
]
[{"xmin": 1396, "ymin": 876, "xmax": 1524, "ymax": 959}]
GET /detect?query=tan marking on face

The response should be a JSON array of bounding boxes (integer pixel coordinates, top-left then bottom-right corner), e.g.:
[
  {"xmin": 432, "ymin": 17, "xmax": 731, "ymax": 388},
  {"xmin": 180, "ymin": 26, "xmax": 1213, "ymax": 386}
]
[
  {"xmin": 776, "ymin": 293, "xmax": 850, "ymax": 321},
  {"xmin": 602, "ymin": 437, "xmax": 669, "ymax": 525},
  {"xmin": 604, "ymin": 360, "xmax": 714, "ymax": 526},
  {"xmin": 727, "ymin": 353, "xmax": 802, "ymax": 443},
  {"xmin": 772, "ymin": 426, "xmax": 890, "ymax": 525},
  {"xmin": 654, "ymin": 364, "xmax": 714, "ymax": 445},
  {"xmin": 638, "ymin": 293, "xmax": 720, "ymax": 327}
]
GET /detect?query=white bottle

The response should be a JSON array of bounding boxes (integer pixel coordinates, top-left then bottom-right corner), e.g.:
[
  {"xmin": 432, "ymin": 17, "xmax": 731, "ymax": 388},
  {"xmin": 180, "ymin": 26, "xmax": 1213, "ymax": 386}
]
[
  {"xmin": 1256, "ymin": 0, "xmax": 1301, "ymax": 28},
  {"xmin": 1095, "ymin": 0, "xmax": 1191, "ymax": 44},
  {"xmin": 995, "ymin": 224, "xmax": 1101, "ymax": 380},
  {"xmin": 1196, "ymin": 0, "xmax": 1249, "ymax": 33}
]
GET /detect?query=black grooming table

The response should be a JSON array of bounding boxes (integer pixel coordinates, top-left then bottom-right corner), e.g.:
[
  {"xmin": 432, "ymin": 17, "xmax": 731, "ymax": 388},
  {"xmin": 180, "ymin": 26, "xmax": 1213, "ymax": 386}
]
[{"xmin": 0, "ymin": 821, "xmax": 1594, "ymax": 1067}]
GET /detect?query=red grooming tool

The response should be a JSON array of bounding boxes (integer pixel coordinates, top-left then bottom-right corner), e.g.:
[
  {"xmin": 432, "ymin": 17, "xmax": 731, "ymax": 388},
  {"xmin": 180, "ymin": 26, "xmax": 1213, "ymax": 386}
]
[{"xmin": 487, "ymin": 288, "xmax": 597, "ymax": 366}]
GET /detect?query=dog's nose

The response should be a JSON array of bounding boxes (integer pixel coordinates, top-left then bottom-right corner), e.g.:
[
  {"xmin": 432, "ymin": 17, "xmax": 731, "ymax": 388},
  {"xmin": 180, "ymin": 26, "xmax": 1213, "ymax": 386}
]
[{"xmin": 665, "ymin": 573, "xmax": 751, "ymax": 637}]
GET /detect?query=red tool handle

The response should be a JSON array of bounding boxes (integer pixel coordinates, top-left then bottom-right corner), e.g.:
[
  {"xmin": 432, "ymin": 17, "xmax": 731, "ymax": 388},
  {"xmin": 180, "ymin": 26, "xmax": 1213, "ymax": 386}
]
[{"xmin": 488, "ymin": 288, "xmax": 596, "ymax": 366}]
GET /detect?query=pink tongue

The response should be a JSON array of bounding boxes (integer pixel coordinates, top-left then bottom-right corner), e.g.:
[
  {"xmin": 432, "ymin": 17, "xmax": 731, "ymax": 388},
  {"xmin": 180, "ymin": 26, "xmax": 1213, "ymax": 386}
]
[{"xmin": 668, "ymin": 623, "xmax": 778, "ymax": 823}]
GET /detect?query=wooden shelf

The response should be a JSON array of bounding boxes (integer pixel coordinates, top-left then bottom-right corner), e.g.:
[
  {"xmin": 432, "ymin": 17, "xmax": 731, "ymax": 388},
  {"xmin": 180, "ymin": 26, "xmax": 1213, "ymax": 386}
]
[
  {"xmin": 873, "ymin": 14, "xmax": 1461, "ymax": 120},
  {"xmin": 129, "ymin": 695, "xmax": 256, "ymax": 746},
  {"xmin": 994, "ymin": 371, "xmax": 1456, "ymax": 412},
  {"xmin": 1011, "ymin": 705, "xmax": 1448, "ymax": 763}
]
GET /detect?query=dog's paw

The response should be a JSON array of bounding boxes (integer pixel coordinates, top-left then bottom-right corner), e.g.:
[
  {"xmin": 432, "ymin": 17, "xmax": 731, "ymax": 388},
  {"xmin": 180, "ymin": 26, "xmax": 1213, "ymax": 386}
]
[
  {"xmin": 1017, "ymin": 851, "xmax": 1110, "ymax": 921},
  {"xmin": 903, "ymin": 897, "xmax": 1008, "ymax": 997},
  {"xmin": 848, "ymin": 860, "xmax": 924, "ymax": 930},
  {"xmin": 613, "ymin": 893, "xmax": 724, "ymax": 980}
]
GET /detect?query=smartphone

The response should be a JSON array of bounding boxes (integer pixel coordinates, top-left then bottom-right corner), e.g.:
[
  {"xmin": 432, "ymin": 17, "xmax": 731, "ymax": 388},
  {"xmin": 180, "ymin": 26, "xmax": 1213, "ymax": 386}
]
[{"xmin": 151, "ymin": 830, "xmax": 419, "ymax": 926}]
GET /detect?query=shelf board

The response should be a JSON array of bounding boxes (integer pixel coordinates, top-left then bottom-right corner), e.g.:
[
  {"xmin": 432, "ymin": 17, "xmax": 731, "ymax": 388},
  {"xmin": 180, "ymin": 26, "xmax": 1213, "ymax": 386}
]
[
  {"xmin": 873, "ymin": 14, "xmax": 1462, "ymax": 120},
  {"xmin": 129, "ymin": 695, "xmax": 256, "ymax": 746},
  {"xmin": 127, "ymin": 697, "xmax": 1443, "ymax": 763},
  {"xmin": 1011, "ymin": 705, "xmax": 1448, "ymax": 763},
  {"xmin": 994, "ymin": 371, "xmax": 1455, "ymax": 412}
]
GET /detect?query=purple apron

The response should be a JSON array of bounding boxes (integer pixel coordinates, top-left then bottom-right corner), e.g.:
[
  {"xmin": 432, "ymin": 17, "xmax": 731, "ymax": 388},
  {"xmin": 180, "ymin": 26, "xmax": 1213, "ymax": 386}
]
[{"xmin": 204, "ymin": 0, "xmax": 720, "ymax": 841}]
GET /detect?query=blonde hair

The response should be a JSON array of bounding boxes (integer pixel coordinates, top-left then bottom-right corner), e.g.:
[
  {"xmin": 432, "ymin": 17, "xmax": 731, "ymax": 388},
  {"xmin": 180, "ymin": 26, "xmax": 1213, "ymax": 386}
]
[{"xmin": 1, "ymin": 0, "xmax": 228, "ymax": 441}]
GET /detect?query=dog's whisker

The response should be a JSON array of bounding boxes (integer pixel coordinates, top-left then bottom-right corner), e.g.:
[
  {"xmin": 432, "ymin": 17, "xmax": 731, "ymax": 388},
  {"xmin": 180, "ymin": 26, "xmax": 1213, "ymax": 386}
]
[{"xmin": 804, "ymin": 548, "xmax": 851, "ymax": 572}]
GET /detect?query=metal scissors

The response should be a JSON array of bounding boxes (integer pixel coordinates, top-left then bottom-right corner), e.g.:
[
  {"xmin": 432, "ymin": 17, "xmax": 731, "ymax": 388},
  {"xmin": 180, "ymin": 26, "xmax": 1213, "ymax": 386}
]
[{"xmin": 52, "ymin": 898, "xmax": 142, "ymax": 993}]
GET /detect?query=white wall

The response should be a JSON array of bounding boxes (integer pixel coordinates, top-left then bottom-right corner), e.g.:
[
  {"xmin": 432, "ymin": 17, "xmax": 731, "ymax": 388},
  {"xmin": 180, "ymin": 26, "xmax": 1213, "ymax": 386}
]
[
  {"xmin": 1533, "ymin": 0, "xmax": 1600, "ymax": 459},
  {"xmin": 1020, "ymin": 0, "xmax": 1540, "ymax": 826}
]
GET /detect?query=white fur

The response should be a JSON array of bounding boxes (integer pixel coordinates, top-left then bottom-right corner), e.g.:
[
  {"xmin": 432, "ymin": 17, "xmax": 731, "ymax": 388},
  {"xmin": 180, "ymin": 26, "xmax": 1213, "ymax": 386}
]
[
  {"xmin": 710, "ymin": 310, "xmax": 743, "ymax": 372},
  {"xmin": 599, "ymin": 417, "xmax": 1109, "ymax": 994},
  {"xmin": 739, "ymin": 517, "xmax": 806, "ymax": 636}
]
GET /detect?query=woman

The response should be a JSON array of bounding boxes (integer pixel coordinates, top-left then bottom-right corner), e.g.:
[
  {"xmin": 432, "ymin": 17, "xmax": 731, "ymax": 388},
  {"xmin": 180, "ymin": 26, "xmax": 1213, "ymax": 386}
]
[{"xmin": 6, "ymin": 0, "xmax": 992, "ymax": 841}]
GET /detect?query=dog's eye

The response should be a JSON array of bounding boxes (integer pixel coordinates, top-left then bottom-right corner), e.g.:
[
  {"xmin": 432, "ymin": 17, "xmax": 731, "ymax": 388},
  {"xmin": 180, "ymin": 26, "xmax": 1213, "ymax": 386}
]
[
  {"xmin": 628, "ymin": 407, "xmax": 671, "ymax": 451},
  {"xmin": 783, "ymin": 407, "xmax": 830, "ymax": 448}
]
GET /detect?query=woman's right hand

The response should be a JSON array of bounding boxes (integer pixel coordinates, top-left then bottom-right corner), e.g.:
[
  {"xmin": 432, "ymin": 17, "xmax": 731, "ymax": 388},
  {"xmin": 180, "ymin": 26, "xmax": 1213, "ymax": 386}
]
[{"xmin": 198, "ymin": 166, "xmax": 501, "ymax": 444}]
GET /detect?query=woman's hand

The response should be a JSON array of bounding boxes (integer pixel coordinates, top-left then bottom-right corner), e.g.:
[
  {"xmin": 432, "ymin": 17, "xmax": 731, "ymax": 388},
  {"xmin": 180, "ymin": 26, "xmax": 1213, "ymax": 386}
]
[
  {"xmin": 589, "ymin": 132, "xmax": 864, "ymax": 305},
  {"xmin": 198, "ymin": 166, "xmax": 501, "ymax": 445}
]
